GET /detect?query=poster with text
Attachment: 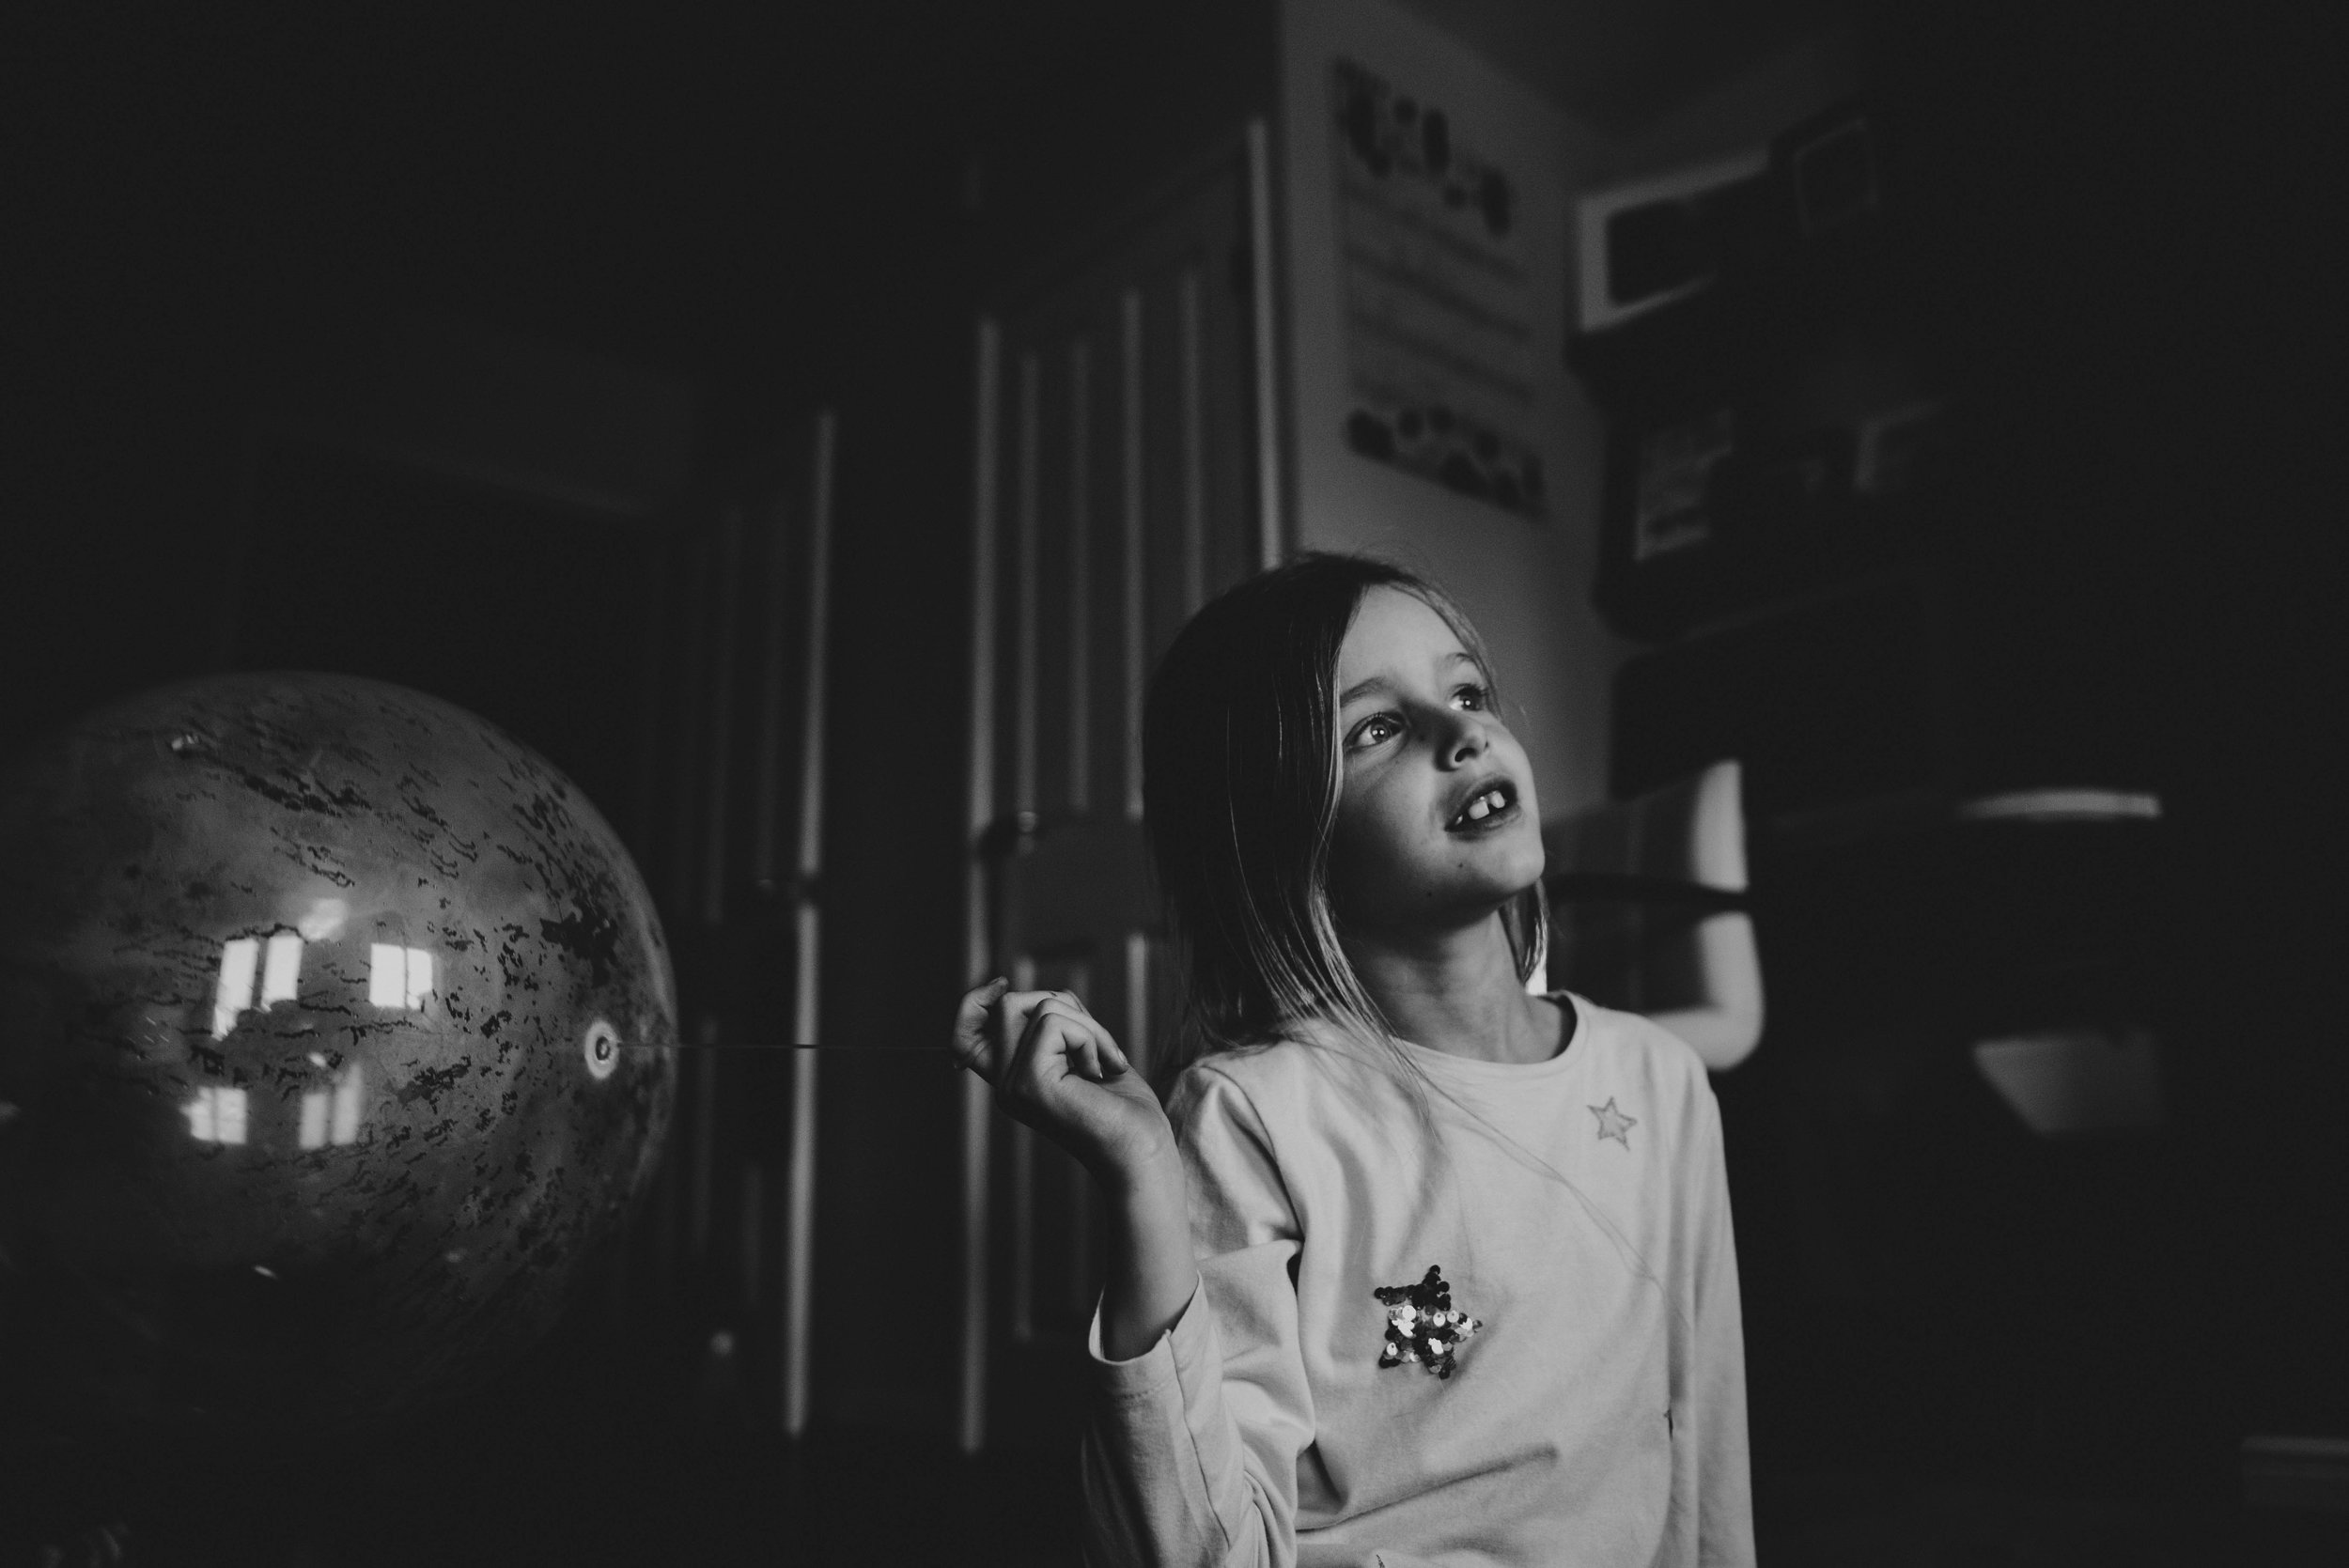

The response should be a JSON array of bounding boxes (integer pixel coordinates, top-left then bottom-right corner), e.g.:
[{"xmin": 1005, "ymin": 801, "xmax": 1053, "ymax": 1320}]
[{"xmin": 1332, "ymin": 56, "xmax": 1546, "ymax": 520}]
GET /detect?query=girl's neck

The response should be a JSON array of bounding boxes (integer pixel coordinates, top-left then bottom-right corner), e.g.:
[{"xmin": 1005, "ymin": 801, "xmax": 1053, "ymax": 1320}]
[{"xmin": 1342, "ymin": 910, "xmax": 1563, "ymax": 1065}]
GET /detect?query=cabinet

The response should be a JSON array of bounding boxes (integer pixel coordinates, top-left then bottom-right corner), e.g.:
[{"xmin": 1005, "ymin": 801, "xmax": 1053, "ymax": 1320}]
[
  {"xmin": 1573, "ymin": 88, "xmax": 2193, "ymax": 1514},
  {"xmin": 1568, "ymin": 100, "xmax": 1962, "ymax": 645}
]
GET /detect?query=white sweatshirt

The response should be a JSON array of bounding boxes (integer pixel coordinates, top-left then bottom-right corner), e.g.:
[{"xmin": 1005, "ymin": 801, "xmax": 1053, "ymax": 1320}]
[{"xmin": 1081, "ymin": 993, "xmax": 1753, "ymax": 1568}]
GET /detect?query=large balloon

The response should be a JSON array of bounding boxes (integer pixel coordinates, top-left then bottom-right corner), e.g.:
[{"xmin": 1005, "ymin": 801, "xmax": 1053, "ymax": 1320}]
[{"xmin": 0, "ymin": 674, "xmax": 677, "ymax": 1445}]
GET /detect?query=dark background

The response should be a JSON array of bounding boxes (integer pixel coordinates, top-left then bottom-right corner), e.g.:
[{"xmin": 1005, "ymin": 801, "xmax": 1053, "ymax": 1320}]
[{"xmin": 5, "ymin": 1, "xmax": 2344, "ymax": 1562}]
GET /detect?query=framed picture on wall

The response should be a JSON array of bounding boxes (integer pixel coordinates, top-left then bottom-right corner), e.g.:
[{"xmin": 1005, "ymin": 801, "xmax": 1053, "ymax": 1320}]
[{"xmin": 1330, "ymin": 55, "xmax": 1550, "ymax": 520}]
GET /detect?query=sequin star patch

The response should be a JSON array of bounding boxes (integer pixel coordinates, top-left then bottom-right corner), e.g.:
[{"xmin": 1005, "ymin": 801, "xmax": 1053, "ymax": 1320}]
[{"xmin": 1373, "ymin": 1265, "xmax": 1481, "ymax": 1380}]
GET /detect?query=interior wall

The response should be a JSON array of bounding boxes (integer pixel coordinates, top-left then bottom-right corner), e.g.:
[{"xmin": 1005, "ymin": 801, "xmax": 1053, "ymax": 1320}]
[
  {"xmin": 1277, "ymin": 0, "xmax": 1617, "ymax": 819},
  {"xmin": 1273, "ymin": 0, "xmax": 1858, "ymax": 821}
]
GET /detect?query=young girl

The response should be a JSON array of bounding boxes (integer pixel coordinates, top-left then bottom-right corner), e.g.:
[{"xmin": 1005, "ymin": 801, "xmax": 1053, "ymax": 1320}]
[{"xmin": 953, "ymin": 553, "xmax": 1751, "ymax": 1567}]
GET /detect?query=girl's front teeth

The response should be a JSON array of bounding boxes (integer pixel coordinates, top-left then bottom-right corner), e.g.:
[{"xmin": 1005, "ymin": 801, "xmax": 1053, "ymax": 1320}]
[{"xmin": 1462, "ymin": 788, "xmax": 1507, "ymax": 822}]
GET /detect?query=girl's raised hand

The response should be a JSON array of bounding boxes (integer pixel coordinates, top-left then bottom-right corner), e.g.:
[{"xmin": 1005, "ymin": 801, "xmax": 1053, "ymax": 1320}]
[{"xmin": 950, "ymin": 979, "xmax": 1174, "ymax": 1190}]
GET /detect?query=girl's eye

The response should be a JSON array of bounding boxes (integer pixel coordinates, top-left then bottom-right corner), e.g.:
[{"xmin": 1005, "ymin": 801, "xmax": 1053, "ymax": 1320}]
[
  {"xmin": 1454, "ymin": 683, "xmax": 1489, "ymax": 710},
  {"xmin": 1347, "ymin": 714, "xmax": 1400, "ymax": 750}
]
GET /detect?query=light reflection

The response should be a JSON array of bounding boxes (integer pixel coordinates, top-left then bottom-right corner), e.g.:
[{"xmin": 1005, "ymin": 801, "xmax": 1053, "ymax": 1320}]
[
  {"xmin": 368, "ymin": 944, "xmax": 402, "ymax": 1006},
  {"xmin": 297, "ymin": 896, "xmax": 349, "ymax": 941},
  {"xmin": 298, "ymin": 1066, "xmax": 366, "ymax": 1149},
  {"xmin": 332, "ymin": 1064, "xmax": 363, "ymax": 1143},
  {"xmin": 369, "ymin": 943, "xmax": 433, "ymax": 1009},
  {"xmin": 184, "ymin": 1086, "xmax": 249, "ymax": 1144},
  {"xmin": 1956, "ymin": 787, "xmax": 2162, "ymax": 823},
  {"xmin": 213, "ymin": 931, "xmax": 304, "ymax": 1035},
  {"xmin": 211, "ymin": 938, "xmax": 259, "ymax": 1039},
  {"xmin": 260, "ymin": 931, "xmax": 303, "ymax": 1007}
]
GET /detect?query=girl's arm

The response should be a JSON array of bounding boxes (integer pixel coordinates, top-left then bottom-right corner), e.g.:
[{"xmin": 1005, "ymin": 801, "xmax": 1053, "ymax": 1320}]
[
  {"xmin": 950, "ymin": 979, "xmax": 1213, "ymax": 1364},
  {"xmin": 1081, "ymin": 1067, "xmax": 1314, "ymax": 1568},
  {"xmin": 952, "ymin": 985, "xmax": 1309, "ymax": 1564},
  {"xmin": 1099, "ymin": 1143, "xmax": 1197, "ymax": 1361}
]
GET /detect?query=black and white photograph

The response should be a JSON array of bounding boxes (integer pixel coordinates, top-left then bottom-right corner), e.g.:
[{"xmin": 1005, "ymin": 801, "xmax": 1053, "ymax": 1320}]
[{"xmin": 4, "ymin": 1, "xmax": 2340, "ymax": 1563}]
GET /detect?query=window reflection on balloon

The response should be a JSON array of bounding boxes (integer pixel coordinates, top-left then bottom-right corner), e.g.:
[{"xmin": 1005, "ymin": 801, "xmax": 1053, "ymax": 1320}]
[
  {"xmin": 297, "ymin": 1067, "xmax": 366, "ymax": 1149},
  {"xmin": 368, "ymin": 942, "xmax": 434, "ymax": 1009},
  {"xmin": 183, "ymin": 1086, "xmax": 248, "ymax": 1145},
  {"xmin": 259, "ymin": 932, "xmax": 303, "ymax": 1007},
  {"xmin": 210, "ymin": 931, "xmax": 309, "ymax": 1036},
  {"xmin": 211, "ymin": 937, "xmax": 258, "ymax": 1039},
  {"xmin": 196, "ymin": 924, "xmax": 406, "ymax": 1150}
]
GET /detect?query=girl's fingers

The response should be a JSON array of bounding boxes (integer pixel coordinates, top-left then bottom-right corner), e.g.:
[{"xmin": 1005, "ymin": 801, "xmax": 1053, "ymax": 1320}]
[
  {"xmin": 951, "ymin": 977, "xmax": 1012, "ymax": 1078},
  {"xmin": 1013, "ymin": 996, "xmax": 1119, "ymax": 1089},
  {"xmin": 1003, "ymin": 995, "xmax": 1061, "ymax": 1087},
  {"xmin": 1073, "ymin": 1031, "xmax": 1122, "ymax": 1080},
  {"xmin": 976, "ymin": 989, "xmax": 1134, "ymax": 1112},
  {"xmin": 1015, "ymin": 994, "xmax": 1084, "ymax": 1065},
  {"xmin": 1081, "ymin": 1032, "xmax": 1121, "ymax": 1080}
]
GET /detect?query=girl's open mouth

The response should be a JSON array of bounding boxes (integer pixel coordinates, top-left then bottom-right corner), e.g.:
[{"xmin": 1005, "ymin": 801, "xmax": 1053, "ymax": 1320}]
[{"xmin": 1446, "ymin": 779, "xmax": 1517, "ymax": 831}]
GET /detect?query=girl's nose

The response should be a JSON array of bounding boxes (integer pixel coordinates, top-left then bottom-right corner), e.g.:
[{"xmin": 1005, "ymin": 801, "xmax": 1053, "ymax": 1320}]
[{"xmin": 1439, "ymin": 711, "xmax": 1488, "ymax": 767}]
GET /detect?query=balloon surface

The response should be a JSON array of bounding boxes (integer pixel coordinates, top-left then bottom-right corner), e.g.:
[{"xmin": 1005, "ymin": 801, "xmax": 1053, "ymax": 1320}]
[{"xmin": 0, "ymin": 674, "xmax": 677, "ymax": 1443}]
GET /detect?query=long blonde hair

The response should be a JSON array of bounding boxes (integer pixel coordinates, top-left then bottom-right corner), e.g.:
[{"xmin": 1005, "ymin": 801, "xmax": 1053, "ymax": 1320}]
[
  {"xmin": 1140, "ymin": 555, "xmax": 1673, "ymax": 1312},
  {"xmin": 1140, "ymin": 553, "xmax": 1548, "ymax": 1138}
]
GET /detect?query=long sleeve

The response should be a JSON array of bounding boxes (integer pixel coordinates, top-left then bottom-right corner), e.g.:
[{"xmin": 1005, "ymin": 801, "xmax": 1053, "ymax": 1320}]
[
  {"xmin": 1080, "ymin": 1066, "xmax": 1315, "ymax": 1568},
  {"xmin": 1684, "ymin": 1084, "xmax": 1755, "ymax": 1566}
]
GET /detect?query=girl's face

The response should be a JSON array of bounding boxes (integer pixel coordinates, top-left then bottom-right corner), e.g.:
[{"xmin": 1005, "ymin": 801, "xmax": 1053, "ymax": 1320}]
[{"xmin": 1328, "ymin": 586, "xmax": 1545, "ymax": 935}]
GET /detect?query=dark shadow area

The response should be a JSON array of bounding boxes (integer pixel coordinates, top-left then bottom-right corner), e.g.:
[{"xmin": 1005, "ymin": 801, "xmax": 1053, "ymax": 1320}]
[
  {"xmin": 0, "ymin": 1296, "xmax": 1084, "ymax": 1568},
  {"xmin": 229, "ymin": 443, "xmax": 659, "ymax": 833}
]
